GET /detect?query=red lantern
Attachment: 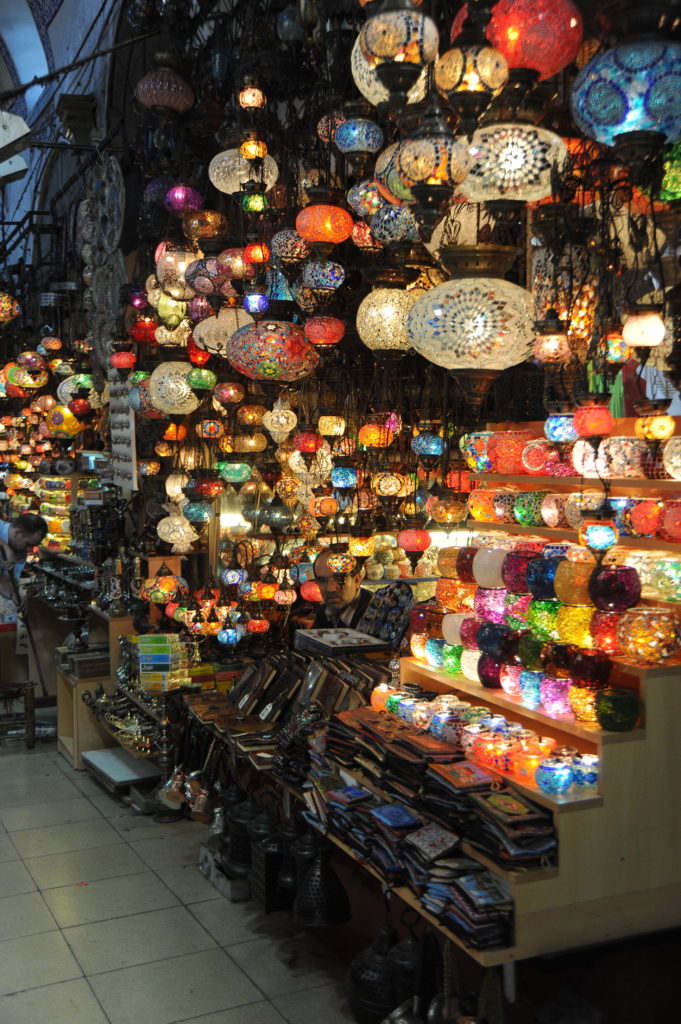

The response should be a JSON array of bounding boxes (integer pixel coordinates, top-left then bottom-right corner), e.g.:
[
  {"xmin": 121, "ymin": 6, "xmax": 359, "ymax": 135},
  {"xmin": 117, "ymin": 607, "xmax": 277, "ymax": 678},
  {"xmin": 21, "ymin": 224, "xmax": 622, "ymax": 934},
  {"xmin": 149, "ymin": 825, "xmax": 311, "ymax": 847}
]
[
  {"xmin": 573, "ymin": 399, "xmax": 613, "ymax": 439},
  {"xmin": 194, "ymin": 478, "xmax": 225, "ymax": 499},
  {"xmin": 68, "ymin": 398, "xmax": 91, "ymax": 418},
  {"xmin": 397, "ymin": 529, "xmax": 432, "ymax": 554},
  {"xmin": 109, "ymin": 350, "xmax": 137, "ymax": 371},
  {"xmin": 187, "ymin": 335, "xmax": 211, "ymax": 366},
  {"xmin": 304, "ymin": 316, "xmax": 345, "ymax": 346},
  {"xmin": 246, "ymin": 617, "xmax": 270, "ymax": 634},
  {"xmin": 451, "ymin": 0, "xmax": 583, "ymax": 82},
  {"xmin": 129, "ymin": 316, "xmax": 158, "ymax": 343},
  {"xmin": 295, "ymin": 204, "xmax": 353, "ymax": 246},
  {"xmin": 293, "ymin": 431, "xmax": 324, "ymax": 454},
  {"xmin": 300, "ymin": 579, "xmax": 323, "ymax": 603},
  {"xmin": 244, "ymin": 242, "xmax": 271, "ymax": 264}
]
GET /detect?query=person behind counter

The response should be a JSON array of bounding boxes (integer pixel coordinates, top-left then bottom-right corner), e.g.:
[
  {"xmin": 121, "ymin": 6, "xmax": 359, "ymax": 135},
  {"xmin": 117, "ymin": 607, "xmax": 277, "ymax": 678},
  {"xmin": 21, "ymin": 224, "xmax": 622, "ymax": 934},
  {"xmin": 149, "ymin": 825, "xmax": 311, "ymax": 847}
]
[
  {"xmin": 311, "ymin": 548, "xmax": 372, "ymax": 629},
  {"xmin": 0, "ymin": 514, "xmax": 48, "ymax": 614}
]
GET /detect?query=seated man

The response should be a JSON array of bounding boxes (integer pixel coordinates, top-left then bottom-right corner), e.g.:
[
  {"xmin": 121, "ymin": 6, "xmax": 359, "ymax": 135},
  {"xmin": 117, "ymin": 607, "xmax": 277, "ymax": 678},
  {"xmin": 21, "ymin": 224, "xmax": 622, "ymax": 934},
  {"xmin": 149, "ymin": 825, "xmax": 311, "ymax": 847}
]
[
  {"xmin": 0, "ymin": 513, "xmax": 48, "ymax": 614},
  {"xmin": 312, "ymin": 548, "xmax": 372, "ymax": 629}
]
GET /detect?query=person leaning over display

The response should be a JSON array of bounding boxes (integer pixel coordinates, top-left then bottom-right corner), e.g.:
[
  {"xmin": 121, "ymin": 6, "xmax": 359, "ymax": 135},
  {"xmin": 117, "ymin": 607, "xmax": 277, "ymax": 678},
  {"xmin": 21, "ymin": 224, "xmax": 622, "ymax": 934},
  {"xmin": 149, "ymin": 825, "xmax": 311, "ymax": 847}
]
[
  {"xmin": 311, "ymin": 548, "xmax": 372, "ymax": 629},
  {"xmin": 0, "ymin": 514, "xmax": 48, "ymax": 616}
]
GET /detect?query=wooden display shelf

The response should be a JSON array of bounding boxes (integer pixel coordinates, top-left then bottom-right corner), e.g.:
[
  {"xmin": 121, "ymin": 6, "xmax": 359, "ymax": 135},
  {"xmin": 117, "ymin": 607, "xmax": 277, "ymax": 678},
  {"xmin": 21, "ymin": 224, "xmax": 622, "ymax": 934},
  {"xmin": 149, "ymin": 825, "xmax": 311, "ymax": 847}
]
[
  {"xmin": 56, "ymin": 667, "xmax": 118, "ymax": 770},
  {"xmin": 466, "ymin": 520, "xmax": 681, "ymax": 553},
  {"xmin": 39, "ymin": 548, "xmax": 95, "ymax": 568},
  {"xmin": 469, "ymin": 473, "xmax": 681, "ymax": 492},
  {"xmin": 96, "ymin": 719, "xmax": 158, "ymax": 760},
  {"xmin": 401, "ymin": 659, "xmax": 643, "ymax": 755}
]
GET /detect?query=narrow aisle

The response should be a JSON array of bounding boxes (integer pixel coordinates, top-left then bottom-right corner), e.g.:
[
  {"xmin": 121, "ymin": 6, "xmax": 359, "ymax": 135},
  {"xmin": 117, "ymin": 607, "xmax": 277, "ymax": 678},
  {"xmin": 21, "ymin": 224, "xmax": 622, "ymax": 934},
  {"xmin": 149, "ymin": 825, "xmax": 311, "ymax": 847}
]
[{"xmin": 0, "ymin": 739, "xmax": 352, "ymax": 1024}]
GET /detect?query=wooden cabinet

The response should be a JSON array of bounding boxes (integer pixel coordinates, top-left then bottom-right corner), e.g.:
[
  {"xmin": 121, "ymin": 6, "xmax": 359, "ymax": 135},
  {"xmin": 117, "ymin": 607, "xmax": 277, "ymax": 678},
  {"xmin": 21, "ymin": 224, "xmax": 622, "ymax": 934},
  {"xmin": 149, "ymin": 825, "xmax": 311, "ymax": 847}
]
[{"xmin": 57, "ymin": 668, "xmax": 118, "ymax": 769}]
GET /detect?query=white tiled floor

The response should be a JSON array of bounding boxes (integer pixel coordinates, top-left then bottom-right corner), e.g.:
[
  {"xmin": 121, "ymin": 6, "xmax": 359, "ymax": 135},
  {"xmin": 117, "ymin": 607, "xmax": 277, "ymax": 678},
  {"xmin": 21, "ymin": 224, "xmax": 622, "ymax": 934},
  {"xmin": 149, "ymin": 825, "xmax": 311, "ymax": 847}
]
[{"xmin": 0, "ymin": 739, "xmax": 353, "ymax": 1024}]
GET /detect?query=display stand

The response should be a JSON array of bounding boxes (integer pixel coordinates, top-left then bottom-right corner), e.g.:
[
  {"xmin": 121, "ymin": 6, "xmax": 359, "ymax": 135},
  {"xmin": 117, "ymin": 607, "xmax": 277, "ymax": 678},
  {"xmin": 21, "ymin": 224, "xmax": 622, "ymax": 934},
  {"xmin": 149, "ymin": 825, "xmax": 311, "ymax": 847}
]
[{"xmin": 56, "ymin": 667, "xmax": 118, "ymax": 769}]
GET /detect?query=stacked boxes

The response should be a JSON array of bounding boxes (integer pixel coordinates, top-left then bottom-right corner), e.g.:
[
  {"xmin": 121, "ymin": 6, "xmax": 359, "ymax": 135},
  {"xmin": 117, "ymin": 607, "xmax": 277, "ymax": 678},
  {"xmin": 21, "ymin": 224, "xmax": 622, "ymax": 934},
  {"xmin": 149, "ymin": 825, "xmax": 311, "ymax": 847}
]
[{"xmin": 133, "ymin": 634, "xmax": 190, "ymax": 691}]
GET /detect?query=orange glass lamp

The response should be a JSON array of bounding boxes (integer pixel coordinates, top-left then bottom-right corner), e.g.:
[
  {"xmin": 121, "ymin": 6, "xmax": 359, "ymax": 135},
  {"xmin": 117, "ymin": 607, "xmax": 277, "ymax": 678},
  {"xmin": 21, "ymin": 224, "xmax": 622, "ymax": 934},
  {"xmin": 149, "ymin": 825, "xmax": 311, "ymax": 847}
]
[
  {"xmin": 244, "ymin": 242, "xmax": 271, "ymax": 264},
  {"xmin": 296, "ymin": 198, "xmax": 353, "ymax": 257},
  {"xmin": 634, "ymin": 400, "xmax": 675, "ymax": 443},
  {"xmin": 398, "ymin": 523, "xmax": 431, "ymax": 571},
  {"xmin": 359, "ymin": 423, "xmax": 395, "ymax": 448},
  {"xmin": 573, "ymin": 396, "xmax": 613, "ymax": 443}
]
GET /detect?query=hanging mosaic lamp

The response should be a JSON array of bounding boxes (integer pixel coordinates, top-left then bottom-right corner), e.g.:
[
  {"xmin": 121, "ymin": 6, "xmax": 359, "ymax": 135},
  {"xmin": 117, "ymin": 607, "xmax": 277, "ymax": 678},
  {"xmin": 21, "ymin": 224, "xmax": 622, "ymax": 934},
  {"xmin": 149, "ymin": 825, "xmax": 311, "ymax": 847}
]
[
  {"xmin": 208, "ymin": 148, "xmax": 279, "ymax": 194},
  {"xmin": 350, "ymin": 36, "xmax": 428, "ymax": 110},
  {"xmin": 435, "ymin": 14, "xmax": 508, "ymax": 133},
  {"xmin": 451, "ymin": 0, "xmax": 583, "ymax": 83},
  {"xmin": 0, "ymin": 292, "xmax": 20, "ymax": 325},
  {"xmin": 148, "ymin": 361, "xmax": 200, "ymax": 415},
  {"xmin": 622, "ymin": 307, "xmax": 666, "ymax": 348},
  {"xmin": 359, "ymin": 0, "xmax": 439, "ymax": 105},
  {"xmin": 461, "ymin": 123, "xmax": 567, "ymax": 203},
  {"xmin": 225, "ymin": 320, "xmax": 320, "ymax": 382},
  {"xmin": 357, "ymin": 287, "xmax": 419, "ymax": 357},
  {"xmin": 192, "ymin": 307, "xmax": 254, "ymax": 357},
  {"xmin": 135, "ymin": 55, "xmax": 194, "ymax": 115},
  {"xmin": 571, "ymin": 41, "xmax": 681, "ymax": 149}
]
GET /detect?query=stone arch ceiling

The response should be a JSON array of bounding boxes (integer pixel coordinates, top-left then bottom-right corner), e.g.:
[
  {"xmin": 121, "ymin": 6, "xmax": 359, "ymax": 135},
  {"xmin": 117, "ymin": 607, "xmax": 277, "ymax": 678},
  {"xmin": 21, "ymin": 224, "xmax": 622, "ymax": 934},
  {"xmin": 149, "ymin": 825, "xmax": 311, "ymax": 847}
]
[{"xmin": 0, "ymin": 0, "xmax": 56, "ymax": 116}]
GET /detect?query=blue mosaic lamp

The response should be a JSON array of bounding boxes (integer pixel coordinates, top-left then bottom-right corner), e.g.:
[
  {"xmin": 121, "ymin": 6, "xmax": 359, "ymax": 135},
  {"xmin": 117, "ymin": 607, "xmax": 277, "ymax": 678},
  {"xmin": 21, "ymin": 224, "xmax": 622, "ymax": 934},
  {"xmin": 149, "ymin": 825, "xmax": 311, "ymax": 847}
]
[
  {"xmin": 334, "ymin": 117, "xmax": 384, "ymax": 155},
  {"xmin": 571, "ymin": 41, "xmax": 681, "ymax": 148}
]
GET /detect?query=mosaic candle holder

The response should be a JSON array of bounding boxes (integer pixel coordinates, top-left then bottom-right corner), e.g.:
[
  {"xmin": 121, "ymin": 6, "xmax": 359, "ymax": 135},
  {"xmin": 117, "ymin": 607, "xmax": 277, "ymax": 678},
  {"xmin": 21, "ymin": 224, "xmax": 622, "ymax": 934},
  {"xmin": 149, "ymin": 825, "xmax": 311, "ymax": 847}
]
[
  {"xmin": 650, "ymin": 558, "xmax": 681, "ymax": 601},
  {"xmin": 472, "ymin": 548, "xmax": 507, "ymax": 587},
  {"xmin": 436, "ymin": 578, "xmax": 477, "ymax": 612},
  {"xmin": 460, "ymin": 649, "xmax": 482, "ymax": 681},
  {"xmin": 513, "ymin": 491, "xmax": 548, "ymax": 527},
  {"xmin": 568, "ymin": 680, "xmax": 602, "ymax": 722},
  {"xmin": 544, "ymin": 412, "xmax": 578, "ymax": 443},
  {"xmin": 522, "ymin": 440, "xmax": 558, "ymax": 476},
  {"xmin": 568, "ymin": 647, "xmax": 612, "ymax": 686},
  {"xmin": 467, "ymin": 489, "xmax": 499, "ymax": 522},
  {"xmin": 487, "ymin": 431, "xmax": 535, "ymax": 474},
  {"xmin": 617, "ymin": 608, "xmax": 681, "ymax": 664},
  {"xmin": 477, "ymin": 622, "xmax": 515, "ymax": 659},
  {"xmin": 628, "ymin": 499, "xmax": 664, "ymax": 538},
  {"xmin": 461, "ymin": 431, "xmax": 494, "ymax": 472},
  {"xmin": 499, "ymin": 664, "xmax": 522, "ymax": 696},
  {"xmin": 410, "ymin": 632, "xmax": 428, "ymax": 660},
  {"xmin": 540, "ymin": 675, "xmax": 573, "ymax": 717},
  {"xmin": 460, "ymin": 617, "xmax": 482, "ymax": 649},
  {"xmin": 456, "ymin": 547, "xmax": 479, "ymax": 583},
  {"xmin": 425, "ymin": 637, "xmax": 447, "ymax": 668},
  {"xmin": 539, "ymin": 642, "xmax": 573, "ymax": 678},
  {"xmin": 502, "ymin": 552, "xmax": 534, "ymax": 594},
  {"xmin": 504, "ymin": 592, "xmax": 532, "ymax": 630},
  {"xmin": 513, "ymin": 746, "xmax": 544, "ymax": 783},
  {"xmin": 557, "ymin": 605, "xmax": 593, "ymax": 646},
  {"xmin": 442, "ymin": 613, "xmax": 468, "ymax": 645},
  {"xmin": 519, "ymin": 669, "xmax": 543, "ymax": 706},
  {"xmin": 478, "ymin": 654, "xmax": 503, "ymax": 688},
  {"xmin": 474, "ymin": 587, "xmax": 509, "ymax": 625},
  {"xmin": 526, "ymin": 556, "xmax": 562, "ymax": 599},
  {"xmin": 554, "ymin": 559, "xmax": 595, "ymax": 606},
  {"xmin": 442, "ymin": 643, "xmax": 463, "ymax": 675},
  {"xmin": 589, "ymin": 566, "xmax": 641, "ymax": 612},
  {"xmin": 571, "ymin": 754, "xmax": 600, "ymax": 789},
  {"xmin": 492, "ymin": 491, "xmax": 519, "ymax": 523},
  {"xmin": 659, "ymin": 501, "xmax": 681, "ymax": 542},
  {"xmin": 590, "ymin": 611, "xmax": 622, "ymax": 655},
  {"xmin": 595, "ymin": 686, "xmax": 640, "ymax": 731},
  {"xmin": 437, "ymin": 546, "xmax": 462, "ymax": 577},
  {"xmin": 541, "ymin": 493, "xmax": 570, "ymax": 529},
  {"xmin": 526, "ymin": 599, "xmax": 561, "ymax": 641},
  {"xmin": 518, "ymin": 634, "xmax": 544, "ymax": 670},
  {"xmin": 535, "ymin": 757, "xmax": 574, "ymax": 794}
]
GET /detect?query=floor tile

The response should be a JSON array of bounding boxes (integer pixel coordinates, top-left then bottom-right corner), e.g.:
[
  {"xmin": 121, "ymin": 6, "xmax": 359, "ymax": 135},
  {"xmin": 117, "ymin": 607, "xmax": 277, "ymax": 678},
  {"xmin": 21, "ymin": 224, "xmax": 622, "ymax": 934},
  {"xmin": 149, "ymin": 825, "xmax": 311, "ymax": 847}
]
[
  {"xmin": 155, "ymin": 865, "xmax": 224, "ymax": 904},
  {"xmin": 129, "ymin": 829, "xmax": 208, "ymax": 870},
  {"xmin": 0, "ymin": 978, "xmax": 108, "ymax": 1024},
  {"xmin": 228, "ymin": 936, "xmax": 344, "ymax": 999},
  {"xmin": 87, "ymin": 791, "xmax": 130, "ymax": 818},
  {"xmin": 64, "ymin": 904, "xmax": 217, "ymax": 974},
  {"xmin": 0, "ymin": 834, "xmax": 18, "ymax": 863},
  {"xmin": 0, "ymin": 890, "xmax": 57, "ymax": 940},
  {"xmin": 24, "ymin": 841, "xmax": 147, "ymax": 890},
  {"xmin": 67, "ymin": 773, "xmax": 111, "ymax": 797},
  {"xmin": 189, "ymin": 899, "xmax": 295, "ymax": 947},
  {"xmin": 0, "ymin": 859, "xmax": 37, "ymax": 897},
  {"xmin": 0, "ymin": 796, "xmax": 102, "ymax": 832},
  {"xmin": 10, "ymin": 817, "xmax": 119, "ymax": 858},
  {"xmin": 90, "ymin": 947, "xmax": 262, "ymax": 1024},
  {"xmin": 174, "ymin": 1002, "xmax": 287, "ymax": 1024},
  {"xmin": 43, "ymin": 870, "xmax": 179, "ymax": 927},
  {"xmin": 272, "ymin": 983, "xmax": 354, "ymax": 1024},
  {"xmin": 0, "ymin": 930, "xmax": 82, "ymax": 995},
  {"xmin": 112, "ymin": 814, "xmax": 205, "ymax": 843},
  {"xmin": 0, "ymin": 778, "xmax": 83, "ymax": 809}
]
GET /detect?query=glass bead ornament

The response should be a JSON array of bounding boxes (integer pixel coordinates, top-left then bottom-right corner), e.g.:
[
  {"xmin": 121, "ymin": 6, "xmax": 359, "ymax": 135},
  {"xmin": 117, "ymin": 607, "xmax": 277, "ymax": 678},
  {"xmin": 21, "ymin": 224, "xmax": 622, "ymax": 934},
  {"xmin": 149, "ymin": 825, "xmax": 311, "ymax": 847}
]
[
  {"xmin": 618, "ymin": 607, "xmax": 681, "ymax": 664},
  {"xmin": 225, "ymin": 321, "xmax": 319, "ymax": 382},
  {"xmin": 535, "ymin": 757, "xmax": 574, "ymax": 795},
  {"xmin": 461, "ymin": 124, "xmax": 567, "ymax": 203},
  {"xmin": 407, "ymin": 276, "xmax": 533, "ymax": 371},
  {"xmin": 208, "ymin": 149, "xmax": 279, "ymax": 195},
  {"xmin": 571, "ymin": 41, "xmax": 681, "ymax": 148}
]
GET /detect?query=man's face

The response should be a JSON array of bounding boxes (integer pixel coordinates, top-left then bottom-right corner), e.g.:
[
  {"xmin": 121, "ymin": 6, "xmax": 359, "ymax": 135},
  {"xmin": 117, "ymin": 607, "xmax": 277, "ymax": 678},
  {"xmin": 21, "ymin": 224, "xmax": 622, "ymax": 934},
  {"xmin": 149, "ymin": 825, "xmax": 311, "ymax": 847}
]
[
  {"xmin": 8, "ymin": 527, "xmax": 42, "ymax": 555},
  {"xmin": 314, "ymin": 558, "xmax": 361, "ymax": 614}
]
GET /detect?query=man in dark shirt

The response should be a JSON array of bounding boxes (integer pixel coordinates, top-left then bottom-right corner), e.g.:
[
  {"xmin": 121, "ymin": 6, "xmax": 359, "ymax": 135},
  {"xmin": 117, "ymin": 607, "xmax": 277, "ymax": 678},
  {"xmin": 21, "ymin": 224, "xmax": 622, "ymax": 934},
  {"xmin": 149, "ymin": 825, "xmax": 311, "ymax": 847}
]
[{"xmin": 312, "ymin": 549, "xmax": 372, "ymax": 629}]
